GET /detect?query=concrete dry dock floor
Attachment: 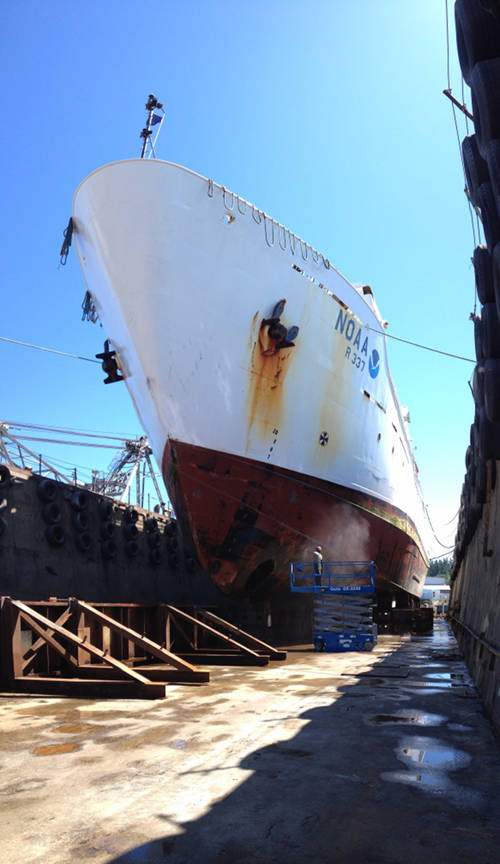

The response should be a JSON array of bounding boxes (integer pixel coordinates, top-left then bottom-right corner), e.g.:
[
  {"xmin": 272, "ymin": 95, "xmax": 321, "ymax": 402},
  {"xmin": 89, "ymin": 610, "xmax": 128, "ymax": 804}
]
[{"xmin": 1, "ymin": 622, "xmax": 499, "ymax": 864}]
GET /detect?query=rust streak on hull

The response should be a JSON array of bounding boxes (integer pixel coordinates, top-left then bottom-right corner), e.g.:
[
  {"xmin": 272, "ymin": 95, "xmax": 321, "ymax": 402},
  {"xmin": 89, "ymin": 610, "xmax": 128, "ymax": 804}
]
[
  {"xmin": 246, "ymin": 317, "xmax": 294, "ymax": 450},
  {"xmin": 162, "ymin": 440, "xmax": 428, "ymax": 598}
]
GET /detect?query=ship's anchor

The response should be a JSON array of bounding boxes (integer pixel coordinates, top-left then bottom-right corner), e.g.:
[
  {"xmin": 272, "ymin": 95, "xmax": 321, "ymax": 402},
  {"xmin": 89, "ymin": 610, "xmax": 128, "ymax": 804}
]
[
  {"xmin": 96, "ymin": 340, "xmax": 125, "ymax": 384},
  {"xmin": 261, "ymin": 299, "xmax": 299, "ymax": 354}
]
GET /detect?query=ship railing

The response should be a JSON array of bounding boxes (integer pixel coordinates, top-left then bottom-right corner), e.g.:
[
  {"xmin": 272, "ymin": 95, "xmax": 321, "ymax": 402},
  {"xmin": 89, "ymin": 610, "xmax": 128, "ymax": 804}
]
[
  {"xmin": 290, "ymin": 560, "xmax": 375, "ymax": 594},
  {"xmin": 208, "ymin": 178, "xmax": 334, "ymax": 270}
]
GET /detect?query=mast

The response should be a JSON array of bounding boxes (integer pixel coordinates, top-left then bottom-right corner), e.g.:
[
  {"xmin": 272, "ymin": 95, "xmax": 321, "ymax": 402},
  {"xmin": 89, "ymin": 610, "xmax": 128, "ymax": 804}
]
[{"xmin": 140, "ymin": 93, "xmax": 164, "ymax": 159}]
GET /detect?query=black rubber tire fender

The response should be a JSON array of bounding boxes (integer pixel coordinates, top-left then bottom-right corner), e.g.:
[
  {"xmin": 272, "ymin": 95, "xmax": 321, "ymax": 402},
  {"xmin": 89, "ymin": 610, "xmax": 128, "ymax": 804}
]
[
  {"xmin": 474, "ymin": 315, "xmax": 484, "ymax": 361},
  {"xmin": 472, "ymin": 363, "xmax": 485, "ymax": 406},
  {"xmin": 45, "ymin": 524, "xmax": 65, "ymax": 546},
  {"xmin": 72, "ymin": 510, "xmax": 89, "ymax": 531},
  {"xmin": 473, "ymin": 245, "xmax": 494, "ymax": 303},
  {"xmin": 75, "ymin": 531, "xmax": 92, "ymax": 553},
  {"xmin": 42, "ymin": 501, "xmax": 62, "ymax": 525},
  {"xmin": 455, "ymin": 0, "xmax": 500, "ymax": 86},
  {"xmin": 71, "ymin": 490, "xmax": 89, "ymax": 511},
  {"xmin": 465, "ymin": 444, "xmax": 474, "ymax": 469},
  {"xmin": 144, "ymin": 516, "xmax": 158, "ymax": 534},
  {"xmin": 148, "ymin": 530, "xmax": 161, "ymax": 548},
  {"xmin": 477, "ymin": 182, "xmax": 500, "ymax": 250},
  {"xmin": 492, "ymin": 241, "xmax": 500, "ymax": 317},
  {"xmin": 123, "ymin": 522, "xmax": 139, "ymax": 540},
  {"xmin": 471, "ymin": 59, "xmax": 500, "ymax": 157},
  {"xmin": 167, "ymin": 535, "xmax": 178, "ymax": 552},
  {"xmin": 470, "ymin": 419, "xmax": 480, "ymax": 458},
  {"xmin": 484, "ymin": 356, "xmax": 500, "ymax": 420},
  {"xmin": 463, "ymin": 135, "xmax": 489, "ymax": 206},
  {"xmin": 125, "ymin": 539, "xmax": 139, "ymax": 557},
  {"xmin": 474, "ymin": 459, "xmax": 487, "ymax": 504},
  {"xmin": 100, "ymin": 520, "xmax": 115, "ymax": 540},
  {"xmin": 479, "ymin": 405, "xmax": 500, "ymax": 458},
  {"xmin": 124, "ymin": 507, "xmax": 139, "ymax": 525},
  {"xmin": 149, "ymin": 547, "xmax": 161, "ymax": 566},
  {"xmin": 101, "ymin": 539, "xmax": 117, "ymax": 559},
  {"xmin": 0, "ymin": 465, "xmax": 12, "ymax": 489},
  {"xmin": 37, "ymin": 478, "xmax": 57, "ymax": 503},
  {"xmin": 481, "ymin": 301, "xmax": 500, "ymax": 357},
  {"xmin": 468, "ymin": 461, "xmax": 477, "ymax": 488},
  {"xmin": 99, "ymin": 499, "xmax": 113, "ymax": 521},
  {"xmin": 164, "ymin": 519, "xmax": 177, "ymax": 537},
  {"xmin": 487, "ymin": 138, "xmax": 500, "ymax": 207}
]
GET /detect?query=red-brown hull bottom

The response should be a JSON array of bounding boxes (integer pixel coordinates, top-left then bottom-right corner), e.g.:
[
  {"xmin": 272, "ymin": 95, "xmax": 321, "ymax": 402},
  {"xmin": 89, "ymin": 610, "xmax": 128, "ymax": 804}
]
[{"xmin": 162, "ymin": 440, "xmax": 428, "ymax": 598}]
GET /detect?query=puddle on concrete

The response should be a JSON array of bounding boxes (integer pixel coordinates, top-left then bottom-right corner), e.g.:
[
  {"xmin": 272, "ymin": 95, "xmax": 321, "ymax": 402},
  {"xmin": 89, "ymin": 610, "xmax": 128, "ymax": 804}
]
[
  {"xmin": 370, "ymin": 711, "xmax": 445, "ymax": 727},
  {"xmin": 425, "ymin": 672, "xmax": 465, "ymax": 681},
  {"xmin": 32, "ymin": 742, "xmax": 80, "ymax": 756},
  {"xmin": 395, "ymin": 736, "xmax": 471, "ymax": 771},
  {"xmin": 400, "ymin": 744, "xmax": 470, "ymax": 770},
  {"xmin": 381, "ymin": 769, "xmax": 449, "ymax": 789},
  {"xmin": 404, "ymin": 680, "xmax": 457, "ymax": 689},
  {"xmin": 410, "ymin": 663, "xmax": 443, "ymax": 669}
]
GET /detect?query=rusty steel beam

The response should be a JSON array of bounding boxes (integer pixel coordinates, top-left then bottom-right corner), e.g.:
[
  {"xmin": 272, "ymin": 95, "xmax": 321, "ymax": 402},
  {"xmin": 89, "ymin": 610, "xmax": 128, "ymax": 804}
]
[
  {"xmin": 177, "ymin": 652, "xmax": 269, "ymax": 667},
  {"xmin": 165, "ymin": 605, "xmax": 264, "ymax": 659},
  {"xmin": 165, "ymin": 609, "xmax": 197, "ymax": 652},
  {"xmin": 22, "ymin": 607, "xmax": 75, "ymax": 673},
  {"xmin": 8, "ymin": 676, "xmax": 166, "ymax": 699},
  {"xmin": 18, "ymin": 611, "xmax": 79, "ymax": 670},
  {"xmin": 7, "ymin": 599, "xmax": 151, "ymax": 685},
  {"xmin": 71, "ymin": 599, "xmax": 202, "ymax": 673},
  {"xmin": 196, "ymin": 608, "xmax": 287, "ymax": 660},
  {"xmin": 76, "ymin": 663, "xmax": 209, "ymax": 684}
]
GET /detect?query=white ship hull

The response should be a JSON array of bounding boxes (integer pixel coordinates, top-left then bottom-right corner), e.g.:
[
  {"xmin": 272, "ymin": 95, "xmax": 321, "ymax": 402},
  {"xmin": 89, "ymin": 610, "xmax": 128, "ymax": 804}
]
[{"xmin": 73, "ymin": 159, "xmax": 429, "ymax": 596}]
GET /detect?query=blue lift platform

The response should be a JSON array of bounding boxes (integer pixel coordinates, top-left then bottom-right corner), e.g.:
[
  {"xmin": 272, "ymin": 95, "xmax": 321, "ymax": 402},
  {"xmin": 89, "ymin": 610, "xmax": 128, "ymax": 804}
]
[{"xmin": 290, "ymin": 560, "xmax": 377, "ymax": 652}]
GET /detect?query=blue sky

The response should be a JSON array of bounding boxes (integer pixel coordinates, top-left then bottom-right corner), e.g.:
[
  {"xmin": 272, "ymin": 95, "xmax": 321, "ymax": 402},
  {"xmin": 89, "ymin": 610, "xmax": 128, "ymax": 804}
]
[{"xmin": 0, "ymin": 1, "xmax": 476, "ymax": 555}]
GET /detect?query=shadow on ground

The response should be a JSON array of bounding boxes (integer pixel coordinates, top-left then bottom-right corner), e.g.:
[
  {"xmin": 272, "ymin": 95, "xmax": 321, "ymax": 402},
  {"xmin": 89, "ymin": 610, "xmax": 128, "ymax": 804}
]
[{"xmin": 110, "ymin": 623, "xmax": 500, "ymax": 864}]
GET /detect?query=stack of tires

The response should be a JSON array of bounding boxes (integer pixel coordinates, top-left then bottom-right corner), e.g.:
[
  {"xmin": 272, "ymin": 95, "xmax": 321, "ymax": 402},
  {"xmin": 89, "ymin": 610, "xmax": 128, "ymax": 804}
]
[
  {"xmin": 164, "ymin": 518, "xmax": 179, "ymax": 569},
  {"xmin": 455, "ymin": 0, "xmax": 500, "ymax": 560},
  {"xmin": 144, "ymin": 515, "xmax": 161, "ymax": 565}
]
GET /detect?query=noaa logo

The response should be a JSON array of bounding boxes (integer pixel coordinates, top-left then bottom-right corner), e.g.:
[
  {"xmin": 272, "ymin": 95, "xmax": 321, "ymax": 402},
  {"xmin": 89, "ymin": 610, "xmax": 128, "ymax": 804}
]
[{"xmin": 369, "ymin": 349, "xmax": 380, "ymax": 378}]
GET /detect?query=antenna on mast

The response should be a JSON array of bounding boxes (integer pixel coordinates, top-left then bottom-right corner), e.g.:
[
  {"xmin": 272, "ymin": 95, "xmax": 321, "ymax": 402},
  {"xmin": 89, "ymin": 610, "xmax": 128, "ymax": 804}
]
[{"xmin": 140, "ymin": 93, "xmax": 165, "ymax": 159}]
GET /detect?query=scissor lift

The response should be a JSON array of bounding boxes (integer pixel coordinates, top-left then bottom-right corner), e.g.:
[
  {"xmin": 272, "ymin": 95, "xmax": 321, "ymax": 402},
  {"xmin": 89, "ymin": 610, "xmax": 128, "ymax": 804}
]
[{"xmin": 290, "ymin": 560, "xmax": 377, "ymax": 652}]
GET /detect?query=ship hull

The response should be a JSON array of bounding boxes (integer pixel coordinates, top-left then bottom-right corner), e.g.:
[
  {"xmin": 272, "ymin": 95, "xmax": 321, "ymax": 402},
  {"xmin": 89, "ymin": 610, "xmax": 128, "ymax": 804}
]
[
  {"xmin": 163, "ymin": 439, "xmax": 428, "ymax": 597},
  {"xmin": 73, "ymin": 158, "xmax": 430, "ymax": 600}
]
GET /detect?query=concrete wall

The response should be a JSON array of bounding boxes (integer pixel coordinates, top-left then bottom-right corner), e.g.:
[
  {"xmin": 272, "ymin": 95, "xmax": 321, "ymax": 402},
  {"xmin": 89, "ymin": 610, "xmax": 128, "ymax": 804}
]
[{"xmin": 450, "ymin": 469, "xmax": 500, "ymax": 732}]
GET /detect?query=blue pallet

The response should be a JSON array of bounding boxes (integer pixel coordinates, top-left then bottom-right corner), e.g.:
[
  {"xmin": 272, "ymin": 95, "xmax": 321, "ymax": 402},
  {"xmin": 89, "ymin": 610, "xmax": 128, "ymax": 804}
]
[{"xmin": 313, "ymin": 631, "xmax": 376, "ymax": 652}]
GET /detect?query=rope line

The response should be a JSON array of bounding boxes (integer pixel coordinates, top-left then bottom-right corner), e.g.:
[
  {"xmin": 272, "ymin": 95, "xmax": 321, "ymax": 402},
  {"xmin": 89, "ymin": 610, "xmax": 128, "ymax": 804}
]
[
  {"xmin": 0, "ymin": 335, "xmax": 100, "ymax": 364},
  {"xmin": 1, "ymin": 323, "xmax": 475, "ymax": 370},
  {"xmin": 3, "ymin": 421, "xmax": 131, "ymax": 442},
  {"xmin": 367, "ymin": 326, "xmax": 474, "ymax": 362},
  {"xmin": 425, "ymin": 503, "xmax": 456, "ymax": 549},
  {"xmin": 13, "ymin": 435, "xmax": 119, "ymax": 449}
]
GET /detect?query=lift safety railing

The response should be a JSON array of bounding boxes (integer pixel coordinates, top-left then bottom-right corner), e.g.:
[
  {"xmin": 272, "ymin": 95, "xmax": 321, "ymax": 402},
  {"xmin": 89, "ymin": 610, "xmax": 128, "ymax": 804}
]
[{"xmin": 290, "ymin": 560, "xmax": 376, "ymax": 594}]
